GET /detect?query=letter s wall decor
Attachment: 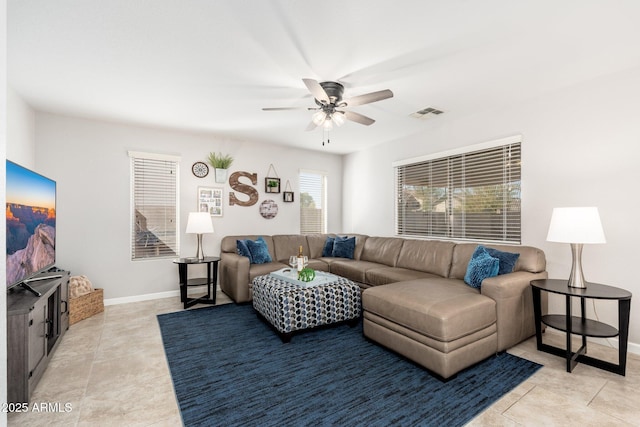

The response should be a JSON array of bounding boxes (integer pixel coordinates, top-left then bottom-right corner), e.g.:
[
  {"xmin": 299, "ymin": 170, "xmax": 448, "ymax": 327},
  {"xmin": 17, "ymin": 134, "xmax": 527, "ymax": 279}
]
[{"xmin": 228, "ymin": 171, "xmax": 259, "ymax": 207}]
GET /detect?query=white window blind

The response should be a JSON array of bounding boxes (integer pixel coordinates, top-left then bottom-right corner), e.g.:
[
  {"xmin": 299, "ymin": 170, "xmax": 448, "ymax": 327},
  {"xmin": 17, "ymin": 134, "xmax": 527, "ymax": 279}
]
[
  {"xmin": 299, "ymin": 170, "xmax": 327, "ymax": 234},
  {"xmin": 395, "ymin": 139, "xmax": 521, "ymax": 244},
  {"xmin": 129, "ymin": 152, "xmax": 180, "ymax": 260}
]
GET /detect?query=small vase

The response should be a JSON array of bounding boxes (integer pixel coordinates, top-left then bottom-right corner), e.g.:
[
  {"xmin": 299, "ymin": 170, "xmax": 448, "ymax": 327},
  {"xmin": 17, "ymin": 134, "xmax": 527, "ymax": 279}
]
[{"xmin": 215, "ymin": 168, "xmax": 228, "ymax": 183}]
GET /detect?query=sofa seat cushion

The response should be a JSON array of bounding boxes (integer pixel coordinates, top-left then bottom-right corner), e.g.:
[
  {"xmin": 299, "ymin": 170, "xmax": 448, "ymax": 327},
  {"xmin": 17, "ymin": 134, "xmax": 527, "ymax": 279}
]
[
  {"xmin": 248, "ymin": 262, "xmax": 288, "ymax": 282},
  {"xmin": 365, "ymin": 267, "xmax": 440, "ymax": 287},
  {"xmin": 362, "ymin": 279, "xmax": 496, "ymax": 342},
  {"xmin": 329, "ymin": 259, "xmax": 385, "ymax": 283},
  {"xmin": 306, "ymin": 259, "xmax": 330, "ymax": 272}
]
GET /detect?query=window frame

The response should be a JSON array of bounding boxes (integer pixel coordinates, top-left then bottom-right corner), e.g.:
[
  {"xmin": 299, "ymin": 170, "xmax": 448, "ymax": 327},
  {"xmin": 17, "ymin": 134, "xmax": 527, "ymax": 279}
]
[
  {"xmin": 393, "ymin": 135, "xmax": 521, "ymax": 244},
  {"xmin": 129, "ymin": 151, "xmax": 181, "ymax": 260},
  {"xmin": 299, "ymin": 169, "xmax": 327, "ymax": 234}
]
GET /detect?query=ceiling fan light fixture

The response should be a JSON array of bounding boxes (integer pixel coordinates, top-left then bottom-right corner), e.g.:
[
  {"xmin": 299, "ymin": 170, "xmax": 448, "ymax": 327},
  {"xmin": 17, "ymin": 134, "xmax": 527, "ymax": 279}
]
[
  {"xmin": 312, "ymin": 111, "xmax": 326, "ymax": 126},
  {"xmin": 322, "ymin": 117, "xmax": 334, "ymax": 130},
  {"xmin": 332, "ymin": 112, "xmax": 346, "ymax": 127}
]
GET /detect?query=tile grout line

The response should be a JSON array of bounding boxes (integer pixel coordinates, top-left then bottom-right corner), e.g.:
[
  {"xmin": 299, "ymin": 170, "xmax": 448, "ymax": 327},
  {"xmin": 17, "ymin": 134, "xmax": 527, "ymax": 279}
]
[{"xmin": 72, "ymin": 309, "xmax": 108, "ymax": 426}]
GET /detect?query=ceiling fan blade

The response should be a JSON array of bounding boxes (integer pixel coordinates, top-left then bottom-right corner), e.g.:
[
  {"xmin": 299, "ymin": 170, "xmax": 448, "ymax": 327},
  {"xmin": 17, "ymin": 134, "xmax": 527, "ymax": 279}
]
[
  {"xmin": 341, "ymin": 89, "xmax": 394, "ymax": 107},
  {"xmin": 305, "ymin": 120, "xmax": 318, "ymax": 131},
  {"xmin": 262, "ymin": 107, "xmax": 317, "ymax": 111},
  {"xmin": 343, "ymin": 110, "xmax": 375, "ymax": 126},
  {"xmin": 302, "ymin": 78, "xmax": 330, "ymax": 104}
]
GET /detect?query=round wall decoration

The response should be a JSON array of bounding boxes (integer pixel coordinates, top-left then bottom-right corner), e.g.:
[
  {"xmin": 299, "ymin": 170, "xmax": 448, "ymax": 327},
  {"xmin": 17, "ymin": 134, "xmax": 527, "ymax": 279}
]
[
  {"xmin": 191, "ymin": 161, "xmax": 209, "ymax": 178},
  {"xmin": 259, "ymin": 199, "xmax": 278, "ymax": 219}
]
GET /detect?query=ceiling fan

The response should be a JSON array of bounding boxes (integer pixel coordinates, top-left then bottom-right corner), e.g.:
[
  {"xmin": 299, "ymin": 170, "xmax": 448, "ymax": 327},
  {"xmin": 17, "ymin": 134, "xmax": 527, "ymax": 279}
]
[{"xmin": 262, "ymin": 78, "xmax": 394, "ymax": 131}]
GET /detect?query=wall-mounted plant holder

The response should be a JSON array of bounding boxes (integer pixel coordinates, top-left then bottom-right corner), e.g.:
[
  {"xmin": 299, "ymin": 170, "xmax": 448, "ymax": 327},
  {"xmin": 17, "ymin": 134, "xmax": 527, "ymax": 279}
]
[
  {"xmin": 208, "ymin": 152, "xmax": 234, "ymax": 184},
  {"xmin": 265, "ymin": 163, "xmax": 281, "ymax": 193},
  {"xmin": 283, "ymin": 180, "xmax": 294, "ymax": 202},
  {"xmin": 215, "ymin": 168, "xmax": 228, "ymax": 184}
]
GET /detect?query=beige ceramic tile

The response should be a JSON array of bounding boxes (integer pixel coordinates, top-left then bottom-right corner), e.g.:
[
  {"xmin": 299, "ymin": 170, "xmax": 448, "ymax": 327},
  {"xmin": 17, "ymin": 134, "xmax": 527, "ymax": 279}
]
[
  {"xmin": 589, "ymin": 380, "xmax": 640, "ymax": 425},
  {"xmin": 465, "ymin": 408, "xmax": 521, "ymax": 426},
  {"xmin": 77, "ymin": 373, "xmax": 179, "ymax": 426},
  {"xmin": 503, "ymin": 385, "xmax": 632, "ymax": 426}
]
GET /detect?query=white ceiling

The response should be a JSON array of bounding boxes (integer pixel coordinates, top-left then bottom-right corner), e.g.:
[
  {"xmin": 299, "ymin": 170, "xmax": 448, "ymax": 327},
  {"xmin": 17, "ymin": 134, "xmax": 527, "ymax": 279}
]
[{"xmin": 8, "ymin": 0, "xmax": 640, "ymax": 154}]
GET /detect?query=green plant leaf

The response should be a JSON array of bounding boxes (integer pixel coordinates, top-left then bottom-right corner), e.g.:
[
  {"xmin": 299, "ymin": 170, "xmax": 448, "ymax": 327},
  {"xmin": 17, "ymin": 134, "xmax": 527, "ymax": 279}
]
[{"xmin": 208, "ymin": 152, "xmax": 234, "ymax": 169}]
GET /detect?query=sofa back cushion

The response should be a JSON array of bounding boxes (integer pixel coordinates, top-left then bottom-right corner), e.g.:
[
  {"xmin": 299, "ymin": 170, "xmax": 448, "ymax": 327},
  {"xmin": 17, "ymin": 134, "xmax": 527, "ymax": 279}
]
[
  {"xmin": 396, "ymin": 239, "xmax": 455, "ymax": 277},
  {"xmin": 360, "ymin": 237, "xmax": 404, "ymax": 266},
  {"xmin": 321, "ymin": 234, "xmax": 368, "ymax": 260},
  {"xmin": 449, "ymin": 243, "xmax": 546, "ymax": 280},
  {"xmin": 305, "ymin": 234, "xmax": 336, "ymax": 259},
  {"xmin": 272, "ymin": 235, "xmax": 311, "ymax": 262},
  {"xmin": 221, "ymin": 235, "xmax": 276, "ymax": 261}
]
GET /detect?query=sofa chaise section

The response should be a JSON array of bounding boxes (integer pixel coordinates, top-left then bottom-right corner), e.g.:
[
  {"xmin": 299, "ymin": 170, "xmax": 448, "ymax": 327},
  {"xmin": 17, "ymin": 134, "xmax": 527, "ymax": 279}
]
[
  {"xmin": 361, "ymin": 241, "xmax": 548, "ymax": 379},
  {"xmin": 362, "ymin": 278, "xmax": 498, "ymax": 380}
]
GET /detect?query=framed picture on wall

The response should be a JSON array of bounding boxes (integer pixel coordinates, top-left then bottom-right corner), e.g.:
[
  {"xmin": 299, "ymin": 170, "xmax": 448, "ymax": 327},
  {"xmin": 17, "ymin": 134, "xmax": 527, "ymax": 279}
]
[
  {"xmin": 283, "ymin": 191, "xmax": 294, "ymax": 202},
  {"xmin": 265, "ymin": 177, "xmax": 281, "ymax": 193},
  {"xmin": 198, "ymin": 187, "xmax": 224, "ymax": 217}
]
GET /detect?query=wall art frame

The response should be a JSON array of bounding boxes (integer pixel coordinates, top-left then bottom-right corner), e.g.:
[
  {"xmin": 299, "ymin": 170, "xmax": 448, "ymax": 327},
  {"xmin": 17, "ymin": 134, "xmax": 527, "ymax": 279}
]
[
  {"xmin": 283, "ymin": 191, "xmax": 294, "ymax": 202},
  {"xmin": 198, "ymin": 186, "xmax": 224, "ymax": 217},
  {"xmin": 265, "ymin": 177, "xmax": 281, "ymax": 193}
]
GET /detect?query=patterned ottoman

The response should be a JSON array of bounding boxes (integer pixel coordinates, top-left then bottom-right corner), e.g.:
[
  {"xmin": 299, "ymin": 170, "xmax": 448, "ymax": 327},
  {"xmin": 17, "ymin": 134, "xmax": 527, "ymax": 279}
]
[{"xmin": 252, "ymin": 271, "xmax": 362, "ymax": 342}]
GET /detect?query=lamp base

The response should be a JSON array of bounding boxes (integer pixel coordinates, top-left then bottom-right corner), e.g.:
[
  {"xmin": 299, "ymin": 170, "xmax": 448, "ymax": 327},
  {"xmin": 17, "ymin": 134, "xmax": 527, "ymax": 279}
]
[
  {"xmin": 567, "ymin": 243, "xmax": 586, "ymax": 288},
  {"xmin": 195, "ymin": 234, "xmax": 205, "ymax": 260}
]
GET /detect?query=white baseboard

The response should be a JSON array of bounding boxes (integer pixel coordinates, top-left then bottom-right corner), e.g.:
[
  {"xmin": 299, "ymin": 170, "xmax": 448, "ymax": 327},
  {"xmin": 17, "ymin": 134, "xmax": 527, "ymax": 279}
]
[{"xmin": 103, "ymin": 290, "xmax": 180, "ymax": 306}]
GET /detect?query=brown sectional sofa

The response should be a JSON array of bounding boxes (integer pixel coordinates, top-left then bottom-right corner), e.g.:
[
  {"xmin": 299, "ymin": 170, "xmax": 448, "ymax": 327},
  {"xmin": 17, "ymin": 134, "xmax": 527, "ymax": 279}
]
[{"xmin": 220, "ymin": 233, "xmax": 548, "ymax": 379}]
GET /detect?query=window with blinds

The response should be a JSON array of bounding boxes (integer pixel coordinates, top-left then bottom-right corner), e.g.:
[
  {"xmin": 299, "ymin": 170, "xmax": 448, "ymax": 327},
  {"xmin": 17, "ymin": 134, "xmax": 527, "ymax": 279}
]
[
  {"xmin": 129, "ymin": 151, "xmax": 180, "ymax": 260},
  {"xmin": 395, "ymin": 138, "xmax": 521, "ymax": 244},
  {"xmin": 299, "ymin": 170, "xmax": 327, "ymax": 234}
]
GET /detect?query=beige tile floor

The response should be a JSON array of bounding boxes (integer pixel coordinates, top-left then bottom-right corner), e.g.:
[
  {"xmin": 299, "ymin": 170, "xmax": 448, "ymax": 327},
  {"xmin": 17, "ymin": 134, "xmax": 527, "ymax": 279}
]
[{"xmin": 8, "ymin": 286, "xmax": 640, "ymax": 426}]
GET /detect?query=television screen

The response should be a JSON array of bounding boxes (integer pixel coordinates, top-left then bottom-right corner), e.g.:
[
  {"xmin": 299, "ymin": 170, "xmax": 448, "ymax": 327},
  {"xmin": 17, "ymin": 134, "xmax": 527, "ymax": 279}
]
[{"xmin": 6, "ymin": 160, "xmax": 57, "ymax": 289}]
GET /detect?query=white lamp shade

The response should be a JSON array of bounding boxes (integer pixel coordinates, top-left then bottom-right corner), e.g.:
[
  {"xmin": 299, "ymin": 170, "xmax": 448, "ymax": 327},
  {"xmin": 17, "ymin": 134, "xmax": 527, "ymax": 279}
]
[
  {"xmin": 546, "ymin": 207, "xmax": 605, "ymax": 244},
  {"xmin": 186, "ymin": 212, "xmax": 214, "ymax": 234}
]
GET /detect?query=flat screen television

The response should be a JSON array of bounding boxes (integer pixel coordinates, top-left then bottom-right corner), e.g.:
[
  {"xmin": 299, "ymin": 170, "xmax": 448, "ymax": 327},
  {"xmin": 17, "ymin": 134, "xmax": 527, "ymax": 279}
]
[{"xmin": 6, "ymin": 160, "xmax": 57, "ymax": 291}]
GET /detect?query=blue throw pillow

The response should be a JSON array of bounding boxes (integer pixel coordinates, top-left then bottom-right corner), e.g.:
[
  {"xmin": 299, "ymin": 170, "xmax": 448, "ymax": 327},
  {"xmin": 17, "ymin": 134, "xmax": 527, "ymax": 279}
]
[
  {"xmin": 332, "ymin": 236, "xmax": 356, "ymax": 259},
  {"xmin": 485, "ymin": 247, "xmax": 520, "ymax": 275},
  {"xmin": 464, "ymin": 246, "xmax": 500, "ymax": 288},
  {"xmin": 246, "ymin": 237, "xmax": 272, "ymax": 264},
  {"xmin": 322, "ymin": 237, "xmax": 335, "ymax": 257},
  {"xmin": 236, "ymin": 239, "xmax": 252, "ymax": 262}
]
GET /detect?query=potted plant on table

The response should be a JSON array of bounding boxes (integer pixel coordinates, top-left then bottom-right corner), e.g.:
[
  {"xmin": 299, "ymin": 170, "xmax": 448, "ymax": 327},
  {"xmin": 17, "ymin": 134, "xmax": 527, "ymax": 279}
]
[{"xmin": 208, "ymin": 152, "xmax": 234, "ymax": 183}]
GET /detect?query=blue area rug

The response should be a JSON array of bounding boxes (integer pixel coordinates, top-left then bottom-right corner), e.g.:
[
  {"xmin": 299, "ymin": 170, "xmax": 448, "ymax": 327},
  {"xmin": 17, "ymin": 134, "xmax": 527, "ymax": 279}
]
[{"xmin": 157, "ymin": 304, "xmax": 541, "ymax": 427}]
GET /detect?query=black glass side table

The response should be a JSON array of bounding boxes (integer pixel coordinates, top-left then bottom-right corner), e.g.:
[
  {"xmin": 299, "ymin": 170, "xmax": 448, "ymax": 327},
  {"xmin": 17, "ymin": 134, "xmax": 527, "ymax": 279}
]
[
  {"xmin": 531, "ymin": 279, "xmax": 631, "ymax": 376},
  {"xmin": 173, "ymin": 257, "xmax": 220, "ymax": 309}
]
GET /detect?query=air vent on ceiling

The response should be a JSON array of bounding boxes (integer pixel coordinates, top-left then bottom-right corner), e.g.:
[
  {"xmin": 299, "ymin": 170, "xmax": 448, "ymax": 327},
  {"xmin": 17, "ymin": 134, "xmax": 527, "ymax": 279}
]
[{"xmin": 410, "ymin": 107, "xmax": 444, "ymax": 120}]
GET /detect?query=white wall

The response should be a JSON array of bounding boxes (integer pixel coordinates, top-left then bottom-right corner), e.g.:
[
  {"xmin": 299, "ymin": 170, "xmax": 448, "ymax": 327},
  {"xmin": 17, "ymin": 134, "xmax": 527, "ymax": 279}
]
[
  {"xmin": 6, "ymin": 86, "xmax": 35, "ymax": 166},
  {"xmin": 343, "ymin": 66, "xmax": 640, "ymax": 348},
  {"xmin": 33, "ymin": 113, "xmax": 343, "ymax": 300}
]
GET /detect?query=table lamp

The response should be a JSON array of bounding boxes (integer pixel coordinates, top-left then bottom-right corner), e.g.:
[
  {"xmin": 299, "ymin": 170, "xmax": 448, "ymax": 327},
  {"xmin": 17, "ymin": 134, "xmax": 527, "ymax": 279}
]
[
  {"xmin": 186, "ymin": 212, "xmax": 214, "ymax": 260},
  {"xmin": 546, "ymin": 207, "xmax": 606, "ymax": 288}
]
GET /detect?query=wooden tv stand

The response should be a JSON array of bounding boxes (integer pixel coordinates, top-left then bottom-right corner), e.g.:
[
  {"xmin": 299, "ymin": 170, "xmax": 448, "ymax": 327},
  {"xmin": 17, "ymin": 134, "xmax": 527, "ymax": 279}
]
[{"xmin": 7, "ymin": 269, "xmax": 70, "ymax": 403}]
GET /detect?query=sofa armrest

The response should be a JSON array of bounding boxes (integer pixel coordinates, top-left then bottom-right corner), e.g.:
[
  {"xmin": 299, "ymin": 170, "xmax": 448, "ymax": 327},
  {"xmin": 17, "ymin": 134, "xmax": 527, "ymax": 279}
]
[
  {"xmin": 481, "ymin": 270, "xmax": 548, "ymax": 351},
  {"xmin": 220, "ymin": 253, "xmax": 251, "ymax": 303}
]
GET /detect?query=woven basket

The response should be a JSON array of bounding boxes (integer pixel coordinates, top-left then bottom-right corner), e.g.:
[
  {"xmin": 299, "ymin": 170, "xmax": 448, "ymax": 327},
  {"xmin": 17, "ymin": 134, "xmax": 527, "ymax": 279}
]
[{"xmin": 69, "ymin": 288, "xmax": 104, "ymax": 325}]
